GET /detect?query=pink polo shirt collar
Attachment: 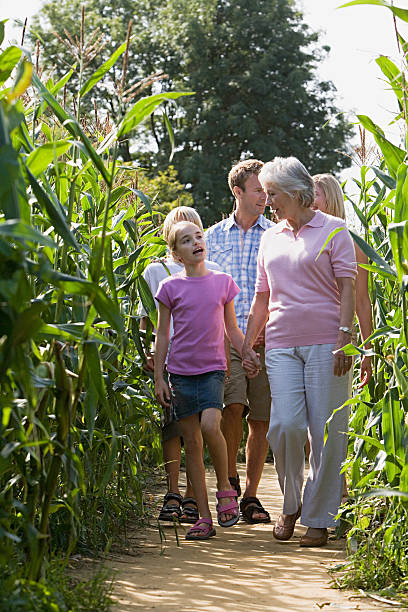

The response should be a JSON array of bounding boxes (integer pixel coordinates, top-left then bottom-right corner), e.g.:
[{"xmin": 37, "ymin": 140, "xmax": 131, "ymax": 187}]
[{"xmin": 275, "ymin": 209, "xmax": 324, "ymax": 233}]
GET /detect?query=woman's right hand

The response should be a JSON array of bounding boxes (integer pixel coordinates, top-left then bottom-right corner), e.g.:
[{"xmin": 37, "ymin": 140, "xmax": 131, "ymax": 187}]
[
  {"xmin": 155, "ymin": 378, "xmax": 170, "ymax": 407},
  {"xmin": 333, "ymin": 330, "xmax": 353, "ymax": 377}
]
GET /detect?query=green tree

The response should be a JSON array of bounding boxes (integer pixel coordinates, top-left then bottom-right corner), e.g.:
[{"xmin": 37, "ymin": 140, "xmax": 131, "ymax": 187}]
[
  {"xmin": 31, "ymin": 0, "xmax": 352, "ymax": 223},
  {"xmin": 139, "ymin": 165, "xmax": 194, "ymax": 215},
  {"xmin": 153, "ymin": 0, "xmax": 352, "ymax": 222}
]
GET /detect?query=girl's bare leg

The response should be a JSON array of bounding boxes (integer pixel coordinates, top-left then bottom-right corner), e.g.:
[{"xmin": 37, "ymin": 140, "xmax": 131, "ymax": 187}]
[
  {"xmin": 184, "ymin": 471, "xmax": 195, "ymax": 499},
  {"xmin": 201, "ymin": 408, "xmax": 236, "ymax": 522},
  {"xmin": 179, "ymin": 414, "xmax": 211, "ymax": 519},
  {"xmin": 162, "ymin": 436, "xmax": 181, "ymax": 495}
]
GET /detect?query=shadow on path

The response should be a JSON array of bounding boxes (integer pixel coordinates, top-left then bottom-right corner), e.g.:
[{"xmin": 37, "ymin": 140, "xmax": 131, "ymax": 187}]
[{"xmin": 109, "ymin": 464, "xmax": 388, "ymax": 611}]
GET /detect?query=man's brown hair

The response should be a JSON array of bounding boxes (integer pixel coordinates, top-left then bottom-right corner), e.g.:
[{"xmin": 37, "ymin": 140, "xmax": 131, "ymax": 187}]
[{"xmin": 228, "ymin": 159, "xmax": 264, "ymax": 195}]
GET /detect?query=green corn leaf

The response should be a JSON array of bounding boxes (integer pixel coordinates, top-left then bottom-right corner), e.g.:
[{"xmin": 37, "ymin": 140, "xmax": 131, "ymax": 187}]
[
  {"xmin": 339, "ymin": 0, "xmax": 388, "ymax": 5},
  {"xmin": 0, "ymin": 46, "xmax": 22, "ymax": 86},
  {"xmin": 137, "ymin": 275, "xmax": 157, "ymax": 328},
  {"xmin": 31, "ymin": 72, "xmax": 111, "ymax": 185},
  {"xmin": 88, "ymin": 233, "xmax": 104, "ymax": 283},
  {"xmin": 80, "ymin": 40, "xmax": 129, "ymax": 98},
  {"xmin": 37, "ymin": 323, "xmax": 113, "ymax": 346},
  {"xmin": 65, "ymin": 279, "xmax": 124, "ymax": 335},
  {"xmin": 335, "ymin": 342, "xmax": 375, "ymax": 356},
  {"xmin": 26, "ymin": 139, "xmax": 72, "ymax": 177},
  {"xmin": 315, "ymin": 226, "xmax": 345, "ymax": 261},
  {"xmin": 104, "ymin": 236, "xmax": 118, "ymax": 305},
  {"xmin": 83, "ymin": 341, "xmax": 108, "ymax": 410},
  {"xmin": 0, "ymin": 220, "xmax": 57, "ymax": 247},
  {"xmin": 130, "ymin": 315, "xmax": 148, "ymax": 363},
  {"xmin": 388, "ymin": 4, "xmax": 408, "ymax": 22},
  {"xmin": 324, "ymin": 397, "xmax": 360, "ymax": 444},
  {"xmin": 395, "ymin": 163, "xmax": 408, "ymax": 222},
  {"xmin": 340, "ymin": 0, "xmax": 408, "ymax": 23},
  {"xmin": 84, "ymin": 378, "xmax": 98, "ymax": 445},
  {"xmin": 130, "ymin": 188, "xmax": 154, "ymax": 218},
  {"xmin": 51, "ymin": 66, "xmax": 76, "ymax": 95},
  {"xmin": 347, "ymin": 431, "xmax": 385, "ymax": 451},
  {"xmin": 0, "ymin": 20, "xmax": 6, "ymax": 46},
  {"xmin": 392, "ymin": 360, "xmax": 408, "ymax": 399},
  {"xmin": 31, "ymin": 266, "xmax": 125, "ymax": 334},
  {"xmin": 357, "ymin": 115, "xmax": 406, "ymax": 177},
  {"xmin": 400, "ymin": 465, "xmax": 408, "ymax": 493},
  {"xmin": 349, "ymin": 229, "xmax": 397, "ymax": 276},
  {"xmin": 359, "ymin": 326, "xmax": 401, "ymax": 345},
  {"xmin": 0, "ymin": 141, "xmax": 22, "ymax": 218},
  {"xmin": 382, "ymin": 389, "xmax": 404, "ymax": 483},
  {"xmin": 9, "ymin": 302, "xmax": 45, "ymax": 346},
  {"xmin": 388, "ymin": 221, "xmax": 408, "ymax": 282},
  {"xmin": 117, "ymin": 91, "xmax": 194, "ymax": 138},
  {"xmin": 370, "ymin": 166, "xmax": 396, "ymax": 190},
  {"xmin": 376, "ymin": 56, "xmax": 403, "ymax": 104},
  {"xmin": 26, "ymin": 168, "xmax": 81, "ymax": 251},
  {"xmin": 7, "ymin": 60, "xmax": 33, "ymax": 103},
  {"xmin": 345, "ymin": 192, "xmax": 368, "ymax": 228},
  {"xmin": 100, "ymin": 421, "xmax": 118, "ymax": 489},
  {"xmin": 358, "ymin": 262, "xmax": 397, "ymax": 281}
]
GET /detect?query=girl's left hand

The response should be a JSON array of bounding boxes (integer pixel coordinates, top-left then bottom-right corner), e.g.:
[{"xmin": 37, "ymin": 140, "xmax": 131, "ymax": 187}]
[{"xmin": 155, "ymin": 378, "xmax": 171, "ymax": 407}]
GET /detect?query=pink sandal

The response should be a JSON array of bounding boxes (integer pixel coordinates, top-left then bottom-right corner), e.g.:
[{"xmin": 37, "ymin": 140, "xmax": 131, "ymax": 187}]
[
  {"xmin": 185, "ymin": 517, "xmax": 216, "ymax": 540},
  {"xmin": 216, "ymin": 489, "xmax": 239, "ymax": 527}
]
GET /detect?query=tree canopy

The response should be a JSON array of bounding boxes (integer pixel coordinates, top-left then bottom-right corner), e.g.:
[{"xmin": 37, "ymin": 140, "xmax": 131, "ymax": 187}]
[{"xmin": 31, "ymin": 0, "xmax": 353, "ymax": 223}]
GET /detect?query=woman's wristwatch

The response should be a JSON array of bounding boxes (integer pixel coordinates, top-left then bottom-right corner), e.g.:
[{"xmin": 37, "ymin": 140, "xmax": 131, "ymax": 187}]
[{"xmin": 339, "ymin": 326, "xmax": 352, "ymax": 335}]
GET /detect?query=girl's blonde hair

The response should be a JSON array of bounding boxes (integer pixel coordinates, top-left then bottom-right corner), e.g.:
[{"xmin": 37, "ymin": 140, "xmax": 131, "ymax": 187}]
[
  {"xmin": 162, "ymin": 206, "xmax": 203, "ymax": 243},
  {"xmin": 313, "ymin": 174, "xmax": 346, "ymax": 220}
]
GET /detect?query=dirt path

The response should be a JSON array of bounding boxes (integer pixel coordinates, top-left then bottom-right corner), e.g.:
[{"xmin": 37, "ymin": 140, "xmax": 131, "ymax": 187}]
[{"xmin": 109, "ymin": 464, "xmax": 392, "ymax": 611}]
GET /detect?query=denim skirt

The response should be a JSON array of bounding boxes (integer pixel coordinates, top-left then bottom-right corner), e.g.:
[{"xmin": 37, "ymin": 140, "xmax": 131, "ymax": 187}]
[{"xmin": 168, "ymin": 370, "xmax": 225, "ymax": 420}]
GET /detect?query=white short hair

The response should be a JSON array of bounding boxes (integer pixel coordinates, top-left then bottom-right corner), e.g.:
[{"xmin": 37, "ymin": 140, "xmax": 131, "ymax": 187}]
[{"xmin": 259, "ymin": 156, "xmax": 314, "ymax": 208}]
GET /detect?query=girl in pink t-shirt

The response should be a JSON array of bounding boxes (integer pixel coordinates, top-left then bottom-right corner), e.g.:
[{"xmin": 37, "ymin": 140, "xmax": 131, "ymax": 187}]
[{"xmin": 154, "ymin": 221, "xmax": 257, "ymax": 540}]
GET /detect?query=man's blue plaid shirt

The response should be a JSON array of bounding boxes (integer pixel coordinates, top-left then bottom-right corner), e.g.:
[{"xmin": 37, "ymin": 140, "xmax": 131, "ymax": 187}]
[{"xmin": 205, "ymin": 214, "xmax": 274, "ymax": 334}]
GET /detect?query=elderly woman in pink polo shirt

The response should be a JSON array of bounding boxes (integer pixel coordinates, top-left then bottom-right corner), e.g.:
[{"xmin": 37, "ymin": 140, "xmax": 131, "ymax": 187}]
[{"xmin": 242, "ymin": 157, "xmax": 356, "ymax": 547}]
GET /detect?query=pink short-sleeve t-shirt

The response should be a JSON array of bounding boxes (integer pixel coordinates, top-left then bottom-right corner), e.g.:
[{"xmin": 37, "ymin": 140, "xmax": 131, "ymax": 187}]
[
  {"xmin": 155, "ymin": 270, "xmax": 240, "ymax": 375},
  {"xmin": 255, "ymin": 210, "xmax": 357, "ymax": 350}
]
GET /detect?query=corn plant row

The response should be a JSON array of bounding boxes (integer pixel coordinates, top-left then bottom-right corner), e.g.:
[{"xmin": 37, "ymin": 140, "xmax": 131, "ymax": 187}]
[
  {"xmin": 0, "ymin": 25, "xmax": 191, "ymax": 582},
  {"xmin": 334, "ymin": 1, "xmax": 408, "ymax": 595}
]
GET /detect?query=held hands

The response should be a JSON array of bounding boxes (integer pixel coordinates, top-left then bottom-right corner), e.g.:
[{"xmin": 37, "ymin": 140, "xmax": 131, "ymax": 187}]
[
  {"xmin": 155, "ymin": 377, "xmax": 171, "ymax": 408},
  {"xmin": 242, "ymin": 346, "xmax": 262, "ymax": 379}
]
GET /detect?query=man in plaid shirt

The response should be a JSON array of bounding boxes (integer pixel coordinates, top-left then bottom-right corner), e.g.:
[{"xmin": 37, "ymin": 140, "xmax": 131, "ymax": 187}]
[{"xmin": 205, "ymin": 159, "xmax": 274, "ymax": 523}]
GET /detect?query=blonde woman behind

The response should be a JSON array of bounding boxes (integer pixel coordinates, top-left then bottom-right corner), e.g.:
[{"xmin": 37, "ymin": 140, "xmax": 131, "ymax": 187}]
[{"xmin": 313, "ymin": 174, "xmax": 372, "ymax": 386}]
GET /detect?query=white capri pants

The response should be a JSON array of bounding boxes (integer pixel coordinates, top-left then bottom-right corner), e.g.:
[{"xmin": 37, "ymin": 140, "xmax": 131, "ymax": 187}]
[{"xmin": 265, "ymin": 343, "xmax": 350, "ymax": 528}]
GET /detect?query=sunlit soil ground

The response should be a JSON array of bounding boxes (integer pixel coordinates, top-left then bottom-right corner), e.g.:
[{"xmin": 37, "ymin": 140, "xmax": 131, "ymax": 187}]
[{"xmin": 108, "ymin": 463, "xmax": 394, "ymax": 611}]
